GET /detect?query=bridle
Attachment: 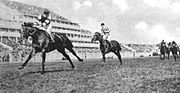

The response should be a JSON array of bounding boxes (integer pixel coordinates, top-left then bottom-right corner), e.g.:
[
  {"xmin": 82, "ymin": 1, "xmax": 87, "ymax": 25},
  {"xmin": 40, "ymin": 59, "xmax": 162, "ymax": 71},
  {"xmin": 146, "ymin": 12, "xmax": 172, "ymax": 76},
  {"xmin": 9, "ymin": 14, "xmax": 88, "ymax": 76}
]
[
  {"xmin": 94, "ymin": 32, "xmax": 103, "ymax": 39},
  {"xmin": 22, "ymin": 26, "xmax": 37, "ymax": 36}
]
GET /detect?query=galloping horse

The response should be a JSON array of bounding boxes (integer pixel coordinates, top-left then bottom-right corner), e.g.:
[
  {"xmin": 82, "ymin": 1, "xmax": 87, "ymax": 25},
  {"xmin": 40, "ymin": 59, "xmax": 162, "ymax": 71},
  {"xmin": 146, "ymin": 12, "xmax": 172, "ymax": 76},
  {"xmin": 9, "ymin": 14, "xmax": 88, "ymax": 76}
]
[
  {"xmin": 18, "ymin": 22, "xmax": 83, "ymax": 74},
  {"xmin": 159, "ymin": 44, "xmax": 170, "ymax": 60},
  {"xmin": 168, "ymin": 42, "xmax": 178, "ymax": 61},
  {"xmin": 91, "ymin": 32, "xmax": 122, "ymax": 64}
]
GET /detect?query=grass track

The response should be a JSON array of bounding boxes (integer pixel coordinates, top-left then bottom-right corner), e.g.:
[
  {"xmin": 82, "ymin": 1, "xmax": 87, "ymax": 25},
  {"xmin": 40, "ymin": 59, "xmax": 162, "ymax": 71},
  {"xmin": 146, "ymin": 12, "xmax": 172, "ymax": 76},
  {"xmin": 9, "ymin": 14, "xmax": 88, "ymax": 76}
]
[{"xmin": 0, "ymin": 57, "xmax": 180, "ymax": 93}]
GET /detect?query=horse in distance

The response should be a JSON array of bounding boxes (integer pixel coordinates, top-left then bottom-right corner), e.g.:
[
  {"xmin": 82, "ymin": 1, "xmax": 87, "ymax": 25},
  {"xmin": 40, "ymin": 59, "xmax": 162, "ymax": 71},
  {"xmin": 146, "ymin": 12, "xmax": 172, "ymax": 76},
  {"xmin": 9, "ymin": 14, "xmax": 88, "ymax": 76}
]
[
  {"xmin": 159, "ymin": 43, "xmax": 170, "ymax": 60},
  {"xmin": 167, "ymin": 42, "xmax": 179, "ymax": 61}
]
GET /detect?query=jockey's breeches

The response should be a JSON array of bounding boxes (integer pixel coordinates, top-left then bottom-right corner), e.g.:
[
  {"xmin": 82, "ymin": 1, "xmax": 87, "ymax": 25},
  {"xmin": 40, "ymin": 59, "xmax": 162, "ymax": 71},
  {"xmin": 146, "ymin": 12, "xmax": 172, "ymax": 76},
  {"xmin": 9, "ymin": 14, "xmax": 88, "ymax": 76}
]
[
  {"xmin": 103, "ymin": 33, "xmax": 110, "ymax": 40},
  {"xmin": 46, "ymin": 23, "xmax": 52, "ymax": 34}
]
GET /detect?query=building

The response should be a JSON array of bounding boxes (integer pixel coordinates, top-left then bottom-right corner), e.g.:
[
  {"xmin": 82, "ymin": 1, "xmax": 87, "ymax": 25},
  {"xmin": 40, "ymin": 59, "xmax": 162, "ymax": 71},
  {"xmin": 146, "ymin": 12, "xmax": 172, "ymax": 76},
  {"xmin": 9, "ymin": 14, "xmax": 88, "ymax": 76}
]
[{"xmin": 0, "ymin": 1, "xmax": 21, "ymax": 44}]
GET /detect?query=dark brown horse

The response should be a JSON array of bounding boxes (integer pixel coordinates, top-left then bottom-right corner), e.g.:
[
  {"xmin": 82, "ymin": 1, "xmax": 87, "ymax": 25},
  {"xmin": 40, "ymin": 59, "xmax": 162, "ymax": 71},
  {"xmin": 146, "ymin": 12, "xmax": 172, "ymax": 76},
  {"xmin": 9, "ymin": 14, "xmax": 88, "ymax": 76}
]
[
  {"xmin": 168, "ymin": 42, "xmax": 178, "ymax": 61},
  {"xmin": 91, "ymin": 32, "xmax": 122, "ymax": 64},
  {"xmin": 159, "ymin": 44, "xmax": 170, "ymax": 60},
  {"xmin": 18, "ymin": 22, "xmax": 83, "ymax": 74}
]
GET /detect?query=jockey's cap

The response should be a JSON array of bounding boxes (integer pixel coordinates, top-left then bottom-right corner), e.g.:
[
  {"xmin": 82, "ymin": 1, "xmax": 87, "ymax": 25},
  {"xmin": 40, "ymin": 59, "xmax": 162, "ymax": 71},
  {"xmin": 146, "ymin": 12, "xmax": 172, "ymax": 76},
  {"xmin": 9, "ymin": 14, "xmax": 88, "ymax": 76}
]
[
  {"xmin": 101, "ymin": 23, "xmax": 105, "ymax": 26},
  {"xmin": 44, "ymin": 9, "xmax": 50, "ymax": 14}
]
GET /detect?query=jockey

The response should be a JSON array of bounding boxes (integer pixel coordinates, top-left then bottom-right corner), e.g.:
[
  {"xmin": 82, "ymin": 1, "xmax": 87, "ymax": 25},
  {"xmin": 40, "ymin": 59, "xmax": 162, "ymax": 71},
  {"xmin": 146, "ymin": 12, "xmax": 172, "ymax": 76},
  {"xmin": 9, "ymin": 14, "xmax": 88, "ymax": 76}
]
[
  {"xmin": 160, "ymin": 40, "xmax": 166, "ymax": 48},
  {"xmin": 101, "ymin": 23, "xmax": 111, "ymax": 40},
  {"xmin": 172, "ymin": 41, "xmax": 178, "ymax": 47},
  {"xmin": 37, "ymin": 9, "xmax": 55, "ymax": 42}
]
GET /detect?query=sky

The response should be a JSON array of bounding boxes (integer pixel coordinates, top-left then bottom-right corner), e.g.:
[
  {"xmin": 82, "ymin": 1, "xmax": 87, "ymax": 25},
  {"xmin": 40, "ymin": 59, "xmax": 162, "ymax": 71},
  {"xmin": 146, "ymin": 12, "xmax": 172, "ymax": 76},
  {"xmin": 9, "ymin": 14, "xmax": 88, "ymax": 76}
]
[{"xmin": 11, "ymin": 0, "xmax": 180, "ymax": 44}]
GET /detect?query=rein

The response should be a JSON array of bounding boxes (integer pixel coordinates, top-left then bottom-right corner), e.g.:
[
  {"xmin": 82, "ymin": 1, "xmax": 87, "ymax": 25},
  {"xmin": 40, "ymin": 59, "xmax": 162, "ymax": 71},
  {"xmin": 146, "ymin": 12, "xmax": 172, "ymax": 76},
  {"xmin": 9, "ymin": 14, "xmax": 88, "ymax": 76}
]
[
  {"xmin": 28, "ymin": 27, "xmax": 37, "ymax": 36},
  {"xmin": 30, "ymin": 29, "xmax": 37, "ymax": 35}
]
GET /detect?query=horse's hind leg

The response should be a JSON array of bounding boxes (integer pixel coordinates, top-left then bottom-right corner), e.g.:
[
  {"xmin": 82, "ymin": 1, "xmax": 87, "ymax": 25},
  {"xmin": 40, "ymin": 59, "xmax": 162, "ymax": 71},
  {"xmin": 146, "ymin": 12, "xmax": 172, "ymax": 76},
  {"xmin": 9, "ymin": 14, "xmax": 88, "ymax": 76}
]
[
  {"xmin": 114, "ymin": 51, "xmax": 122, "ymax": 65},
  {"xmin": 102, "ymin": 53, "xmax": 106, "ymax": 62},
  {"xmin": 41, "ymin": 49, "xmax": 46, "ymax": 74},
  {"xmin": 173, "ymin": 54, "xmax": 177, "ymax": 61},
  {"xmin": 66, "ymin": 47, "xmax": 83, "ymax": 62},
  {"xmin": 18, "ymin": 48, "xmax": 36, "ymax": 69},
  {"xmin": 173, "ymin": 53, "xmax": 177, "ymax": 61},
  {"xmin": 167, "ymin": 53, "xmax": 170, "ymax": 60},
  {"xmin": 57, "ymin": 49, "xmax": 75, "ymax": 69}
]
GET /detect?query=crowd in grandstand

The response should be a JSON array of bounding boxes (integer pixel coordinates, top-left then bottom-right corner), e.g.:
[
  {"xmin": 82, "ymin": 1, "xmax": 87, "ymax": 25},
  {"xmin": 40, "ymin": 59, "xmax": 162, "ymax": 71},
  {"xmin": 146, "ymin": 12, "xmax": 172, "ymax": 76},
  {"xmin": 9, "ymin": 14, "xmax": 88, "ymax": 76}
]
[{"xmin": 0, "ymin": 37, "xmax": 31, "ymax": 62}]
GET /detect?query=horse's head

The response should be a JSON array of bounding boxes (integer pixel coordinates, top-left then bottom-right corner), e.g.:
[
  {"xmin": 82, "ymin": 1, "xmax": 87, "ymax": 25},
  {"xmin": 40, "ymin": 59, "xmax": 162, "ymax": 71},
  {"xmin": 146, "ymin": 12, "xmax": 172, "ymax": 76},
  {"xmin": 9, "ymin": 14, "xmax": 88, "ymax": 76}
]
[
  {"xmin": 19, "ymin": 22, "xmax": 36, "ymax": 44},
  {"xmin": 23, "ymin": 22, "xmax": 34, "ymax": 27},
  {"xmin": 91, "ymin": 32, "xmax": 103, "ymax": 43},
  {"xmin": 20, "ymin": 23, "xmax": 32, "ymax": 38}
]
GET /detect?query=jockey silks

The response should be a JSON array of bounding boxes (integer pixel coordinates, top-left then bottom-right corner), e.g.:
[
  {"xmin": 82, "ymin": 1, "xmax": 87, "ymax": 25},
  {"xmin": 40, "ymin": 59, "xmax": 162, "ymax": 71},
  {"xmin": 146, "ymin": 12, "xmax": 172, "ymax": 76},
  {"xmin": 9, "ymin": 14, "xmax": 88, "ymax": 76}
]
[
  {"xmin": 101, "ymin": 26, "xmax": 111, "ymax": 40},
  {"xmin": 38, "ymin": 14, "xmax": 51, "ymax": 26}
]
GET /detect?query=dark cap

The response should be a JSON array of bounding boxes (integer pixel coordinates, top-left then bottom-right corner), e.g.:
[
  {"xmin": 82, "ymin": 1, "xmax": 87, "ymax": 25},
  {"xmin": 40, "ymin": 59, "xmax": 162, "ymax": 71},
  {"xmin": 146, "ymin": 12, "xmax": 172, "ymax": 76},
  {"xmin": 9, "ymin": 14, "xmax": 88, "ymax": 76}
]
[
  {"xmin": 44, "ymin": 9, "xmax": 50, "ymax": 14},
  {"xmin": 101, "ymin": 23, "xmax": 105, "ymax": 26}
]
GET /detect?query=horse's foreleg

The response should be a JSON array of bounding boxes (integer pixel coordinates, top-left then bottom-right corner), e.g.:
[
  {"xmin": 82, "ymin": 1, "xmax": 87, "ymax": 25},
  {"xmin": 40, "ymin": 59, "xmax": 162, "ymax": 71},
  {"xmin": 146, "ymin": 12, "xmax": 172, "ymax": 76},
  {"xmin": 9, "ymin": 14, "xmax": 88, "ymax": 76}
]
[
  {"xmin": 18, "ymin": 48, "xmax": 36, "ymax": 69},
  {"xmin": 67, "ymin": 47, "xmax": 83, "ymax": 62},
  {"xmin": 41, "ymin": 49, "xmax": 46, "ymax": 74}
]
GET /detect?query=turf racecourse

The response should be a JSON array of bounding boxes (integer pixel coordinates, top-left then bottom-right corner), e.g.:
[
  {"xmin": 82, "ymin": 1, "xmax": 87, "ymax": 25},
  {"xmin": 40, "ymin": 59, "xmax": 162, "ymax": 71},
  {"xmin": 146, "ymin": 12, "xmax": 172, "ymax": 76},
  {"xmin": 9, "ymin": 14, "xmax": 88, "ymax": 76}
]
[{"xmin": 0, "ymin": 57, "xmax": 180, "ymax": 93}]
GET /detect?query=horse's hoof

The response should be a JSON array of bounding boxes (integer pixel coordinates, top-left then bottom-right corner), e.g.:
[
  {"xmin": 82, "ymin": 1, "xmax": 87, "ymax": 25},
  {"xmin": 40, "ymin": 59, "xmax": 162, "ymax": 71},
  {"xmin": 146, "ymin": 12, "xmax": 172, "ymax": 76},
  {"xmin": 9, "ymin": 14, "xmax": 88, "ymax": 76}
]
[
  {"xmin": 18, "ymin": 66, "xmax": 24, "ymax": 69},
  {"xmin": 79, "ymin": 59, "xmax": 83, "ymax": 62},
  {"xmin": 100, "ymin": 59, "xmax": 105, "ymax": 62},
  {"xmin": 72, "ymin": 67, "xmax": 76, "ymax": 70},
  {"xmin": 41, "ymin": 71, "xmax": 45, "ymax": 74}
]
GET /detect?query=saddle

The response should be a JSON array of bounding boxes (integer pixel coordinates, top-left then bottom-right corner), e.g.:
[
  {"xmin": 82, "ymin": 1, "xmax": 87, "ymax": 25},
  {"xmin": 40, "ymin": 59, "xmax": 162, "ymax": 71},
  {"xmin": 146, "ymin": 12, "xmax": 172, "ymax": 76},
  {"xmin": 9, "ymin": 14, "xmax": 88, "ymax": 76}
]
[
  {"xmin": 104, "ymin": 40, "xmax": 112, "ymax": 49},
  {"xmin": 37, "ymin": 27, "xmax": 55, "ymax": 43}
]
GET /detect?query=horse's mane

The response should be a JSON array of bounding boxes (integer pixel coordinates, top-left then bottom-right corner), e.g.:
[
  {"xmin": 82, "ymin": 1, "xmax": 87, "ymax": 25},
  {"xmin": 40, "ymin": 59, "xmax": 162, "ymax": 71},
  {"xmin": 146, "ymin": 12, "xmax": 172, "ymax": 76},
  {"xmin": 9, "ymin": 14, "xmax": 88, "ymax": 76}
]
[
  {"xmin": 22, "ymin": 22, "xmax": 46, "ymax": 35},
  {"xmin": 94, "ymin": 32, "xmax": 101, "ymax": 36},
  {"xmin": 22, "ymin": 22, "xmax": 34, "ymax": 27}
]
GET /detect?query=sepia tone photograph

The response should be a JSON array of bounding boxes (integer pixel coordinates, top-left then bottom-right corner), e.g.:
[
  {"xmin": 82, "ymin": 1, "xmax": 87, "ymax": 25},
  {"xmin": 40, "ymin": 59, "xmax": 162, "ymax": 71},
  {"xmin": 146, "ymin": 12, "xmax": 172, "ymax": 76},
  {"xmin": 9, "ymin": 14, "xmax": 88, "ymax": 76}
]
[{"xmin": 0, "ymin": 0, "xmax": 180, "ymax": 93}]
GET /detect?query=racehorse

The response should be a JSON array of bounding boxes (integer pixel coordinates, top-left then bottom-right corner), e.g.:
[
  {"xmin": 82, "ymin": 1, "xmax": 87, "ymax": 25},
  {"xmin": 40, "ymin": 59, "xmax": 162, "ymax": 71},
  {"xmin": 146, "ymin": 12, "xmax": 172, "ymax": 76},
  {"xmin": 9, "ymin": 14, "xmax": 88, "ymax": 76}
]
[
  {"xmin": 168, "ymin": 42, "xmax": 178, "ymax": 61},
  {"xmin": 159, "ymin": 44, "xmax": 170, "ymax": 60},
  {"xmin": 18, "ymin": 22, "xmax": 83, "ymax": 74},
  {"xmin": 91, "ymin": 32, "xmax": 122, "ymax": 64}
]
